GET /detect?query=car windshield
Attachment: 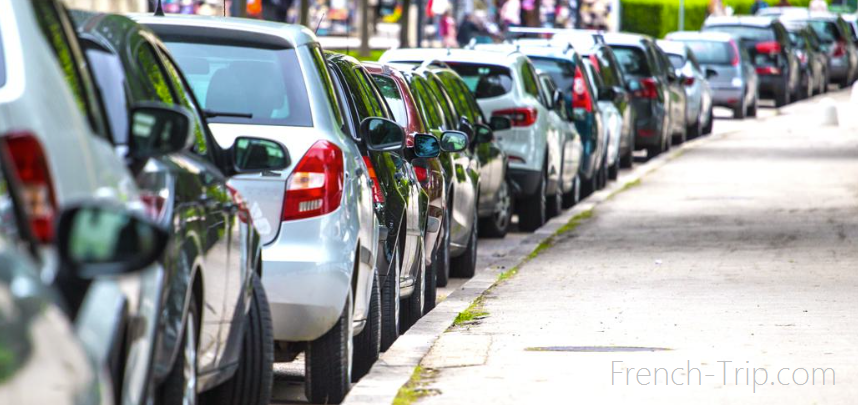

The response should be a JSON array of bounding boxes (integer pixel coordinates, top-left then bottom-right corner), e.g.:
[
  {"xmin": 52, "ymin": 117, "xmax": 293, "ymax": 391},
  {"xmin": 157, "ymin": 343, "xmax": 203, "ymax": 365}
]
[
  {"xmin": 667, "ymin": 54, "xmax": 685, "ymax": 69},
  {"xmin": 372, "ymin": 75, "xmax": 408, "ymax": 128},
  {"xmin": 611, "ymin": 46, "xmax": 651, "ymax": 76},
  {"xmin": 679, "ymin": 40, "xmax": 734, "ymax": 65},
  {"xmin": 529, "ymin": 57, "xmax": 577, "ymax": 93},
  {"xmin": 807, "ymin": 20, "xmax": 841, "ymax": 43},
  {"xmin": 705, "ymin": 25, "xmax": 776, "ymax": 42},
  {"xmin": 164, "ymin": 42, "xmax": 312, "ymax": 127},
  {"xmin": 445, "ymin": 62, "xmax": 513, "ymax": 99}
]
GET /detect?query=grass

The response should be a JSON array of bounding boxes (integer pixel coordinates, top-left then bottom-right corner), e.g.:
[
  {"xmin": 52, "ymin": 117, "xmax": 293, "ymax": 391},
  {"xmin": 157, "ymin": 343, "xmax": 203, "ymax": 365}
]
[
  {"xmin": 329, "ymin": 48, "xmax": 385, "ymax": 62},
  {"xmin": 607, "ymin": 178, "xmax": 642, "ymax": 200},
  {"xmin": 393, "ymin": 366, "xmax": 430, "ymax": 405},
  {"xmin": 452, "ymin": 296, "xmax": 488, "ymax": 326}
]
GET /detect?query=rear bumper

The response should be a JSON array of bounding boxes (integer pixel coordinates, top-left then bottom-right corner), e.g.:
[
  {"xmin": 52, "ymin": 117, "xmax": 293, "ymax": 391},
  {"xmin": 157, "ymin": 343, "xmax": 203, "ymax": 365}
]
[
  {"xmin": 757, "ymin": 74, "xmax": 786, "ymax": 97},
  {"xmin": 710, "ymin": 87, "xmax": 744, "ymax": 109}
]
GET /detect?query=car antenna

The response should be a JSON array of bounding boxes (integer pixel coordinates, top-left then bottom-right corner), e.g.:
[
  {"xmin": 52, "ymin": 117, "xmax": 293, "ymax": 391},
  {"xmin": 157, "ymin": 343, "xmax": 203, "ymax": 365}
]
[
  {"xmin": 154, "ymin": 0, "xmax": 164, "ymax": 16},
  {"xmin": 315, "ymin": 12, "xmax": 326, "ymax": 35}
]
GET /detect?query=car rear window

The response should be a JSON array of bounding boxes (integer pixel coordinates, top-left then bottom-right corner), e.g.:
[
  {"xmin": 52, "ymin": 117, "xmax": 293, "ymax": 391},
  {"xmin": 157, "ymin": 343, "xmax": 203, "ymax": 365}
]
[
  {"xmin": 680, "ymin": 40, "xmax": 734, "ymax": 65},
  {"xmin": 611, "ymin": 46, "xmax": 651, "ymax": 76},
  {"xmin": 372, "ymin": 75, "xmax": 408, "ymax": 128},
  {"xmin": 807, "ymin": 20, "xmax": 841, "ymax": 43},
  {"xmin": 445, "ymin": 62, "xmax": 513, "ymax": 99},
  {"xmin": 529, "ymin": 57, "xmax": 576, "ymax": 93},
  {"xmin": 164, "ymin": 41, "xmax": 311, "ymax": 127},
  {"xmin": 704, "ymin": 25, "xmax": 776, "ymax": 42}
]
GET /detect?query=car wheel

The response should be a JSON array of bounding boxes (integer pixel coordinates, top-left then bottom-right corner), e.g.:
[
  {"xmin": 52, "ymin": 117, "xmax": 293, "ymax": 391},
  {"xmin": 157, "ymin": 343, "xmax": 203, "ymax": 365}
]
[
  {"xmin": 733, "ymin": 99, "xmax": 746, "ymax": 119},
  {"xmin": 305, "ymin": 292, "xmax": 353, "ymax": 404},
  {"xmin": 561, "ymin": 174, "xmax": 580, "ymax": 209},
  {"xmin": 747, "ymin": 97, "xmax": 757, "ymax": 118},
  {"xmin": 672, "ymin": 126, "xmax": 687, "ymax": 145},
  {"xmin": 422, "ymin": 244, "xmax": 436, "ymax": 314},
  {"xmin": 703, "ymin": 107, "xmax": 714, "ymax": 135},
  {"xmin": 158, "ymin": 295, "xmax": 198, "ymax": 405},
  {"xmin": 687, "ymin": 117, "xmax": 701, "ymax": 139},
  {"xmin": 608, "ymin": 154, "xmax": 620, "ymax": 181},
  {"xmin": 352, "ymin": 270, "xmax": 380, "ymax": 381},
  {"xmin": 202, "ymin": 273, "xmax": 274, "ymax": 405},
  {"xmin": 599, "ymin": 156, "xmax": 608, "ymax": 188},
  {"xmin": 517, "ymin": 168, "xmax": 546, "ymax": 232},
  {"xmin": 399, "ymin": 249, "xmax": 424, "ymax": 332},
  {"xmin": 546, "ymin": 180, "xmax": 562, "ymax": 219},
  {"xmin": 379, "ymin": 247, "xmax": 400, "ymax": 352},
  {"xmin": 479, "ymin": 179, "xmax": 513, "ymax": 238},
  {"xmin": 433, "ymin": 213, "xmax": 450, "ymax": 287},
  {"xmin": 450, "ymin": 208, "xmax": 478, "ymax": 278}
]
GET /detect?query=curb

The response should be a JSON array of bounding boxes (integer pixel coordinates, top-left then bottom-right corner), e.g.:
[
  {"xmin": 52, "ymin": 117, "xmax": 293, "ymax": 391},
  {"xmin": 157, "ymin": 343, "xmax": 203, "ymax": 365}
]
[{"xmin": 342, "ymin": 126, "xmax": 736, "ymax": 405}]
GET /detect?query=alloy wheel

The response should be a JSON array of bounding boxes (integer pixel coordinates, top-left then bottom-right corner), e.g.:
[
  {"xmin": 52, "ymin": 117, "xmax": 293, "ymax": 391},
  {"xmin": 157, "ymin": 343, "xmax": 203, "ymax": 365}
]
[{"xmin": 493, "ymin": 181, "xmax": 512, "ymax": 231}]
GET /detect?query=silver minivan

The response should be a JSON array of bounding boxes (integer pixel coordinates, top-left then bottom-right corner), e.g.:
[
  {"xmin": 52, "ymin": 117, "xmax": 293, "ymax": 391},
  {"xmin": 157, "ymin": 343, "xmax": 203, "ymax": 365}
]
[{"xmin": 138, "ymin": 15, "xmax": 381, "ymax": 404}]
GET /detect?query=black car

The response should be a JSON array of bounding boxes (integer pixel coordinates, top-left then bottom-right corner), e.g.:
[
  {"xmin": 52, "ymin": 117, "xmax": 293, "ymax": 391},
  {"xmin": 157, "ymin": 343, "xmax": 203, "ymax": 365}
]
[
  {"xmin": 703, "ymin": 16, "xmax": 800, "ymax": 107},
  {"xmin": 73, "ymin": 12, "xmax": 287, "ymax": 405},
  {"xmin": 789, "ymin": 13, "xmax": 858, "ymax": 89},
  {"xmin": 604, "ymin": 33, "xmax": 673, "ymax": 158},
  {"xmin": 784, "ymin": 22, "xmax": 830, "ymax": 98}
]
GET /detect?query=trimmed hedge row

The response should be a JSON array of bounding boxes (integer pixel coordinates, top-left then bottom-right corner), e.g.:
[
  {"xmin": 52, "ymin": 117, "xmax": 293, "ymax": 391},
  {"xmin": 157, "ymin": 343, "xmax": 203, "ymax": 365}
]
[{"xmin": 620, "ymin": 0, "xmax": 816, "ymax": 39}]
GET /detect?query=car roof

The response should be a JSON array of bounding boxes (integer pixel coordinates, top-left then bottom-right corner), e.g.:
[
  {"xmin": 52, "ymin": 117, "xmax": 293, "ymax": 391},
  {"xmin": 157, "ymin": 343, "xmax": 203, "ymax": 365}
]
[
  {"xmin": 380, "ymin": 48, "xmax": 525, "ymax": 67},
  {"xmin": 666, "ymin": 31, "xmax": 735, "ymax": 43},
  {"xmin": 655, "ymin": 39, "xmax": 688, "ymax": 56},
  {"xmin": 704, "ymin": 15, "xmax": 778, "ymax": 27},
  {"xmin": 475, "ymin": 42, "xmax": 580, "ymax": 60},
  {"xmin": 757, "ymin": 6, "xmax": 810, "ymax": 17},
  {"xmin": 782, "ymin": 11, "xmax": 840, "ymax": 22},
  {"xmin": 130, "ymin": 14, "xmax": 318, "ymax": 48},
  {"xmin": 602, "ymin": 32, "xmax": 651, "ymax": 47}
]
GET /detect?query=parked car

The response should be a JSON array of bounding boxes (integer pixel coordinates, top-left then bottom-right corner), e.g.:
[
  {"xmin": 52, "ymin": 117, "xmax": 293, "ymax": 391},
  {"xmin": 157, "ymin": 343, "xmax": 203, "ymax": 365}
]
[
  {"xmin": 787, "ymin": 12, "xmax": 858, "ymax": 88},
  {"xmin": 78, "ymin": 12, "xmax": 288, "ymax": 405},
  {"xmin": 842, "ymin": 14, "xmax": 858, "ymax": 48},
  {"xmin": 604, "ymin": 33, "xmax": 673, "ymax": 157},
  {"xmin": 666, "ymin": 31, "xmax": 759, "ymax": 120},
  {"xmin": 139, "ymin": 15, "xmax": 381, "ymax": 404},
  {"xmin": 702, "ymin": 16, "xmax": 800, "ymax": 107},
  {"xmin": 380, "ymin": 49, "xmax": 564, "ymax": 232},
  {"xmin": 652, "ymin": 43, "xmax": 688, "ymax": 145},
  {"xmin": 783, "ymin": 22, "xmax": 830, "ymax": 97},
  {"xmin": 657, "ymin": 39, "xmax": 715, "ymax": 137},
  {"xmin": 578, "ymin": 60, "xmax": 621, "ymax": 182}
]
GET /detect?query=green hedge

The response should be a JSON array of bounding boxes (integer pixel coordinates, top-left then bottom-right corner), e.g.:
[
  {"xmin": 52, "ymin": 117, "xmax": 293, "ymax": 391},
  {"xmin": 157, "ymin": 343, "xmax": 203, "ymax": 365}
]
[{"xmin": 621, "ymin": 0, "xmax": 816, "ymax": 39}]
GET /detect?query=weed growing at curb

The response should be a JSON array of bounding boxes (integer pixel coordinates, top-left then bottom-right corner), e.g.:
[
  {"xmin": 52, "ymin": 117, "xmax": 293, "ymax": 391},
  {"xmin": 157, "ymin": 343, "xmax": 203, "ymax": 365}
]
[
  {"xmin": 393, "ymin": 366, "xmax": 430, "ymax": 405},
  {"xmin": 608, "ymin": 179, "xmax": 641, "ymax": 200},
  {"xmin": 452, "ymin": 296, "xmax": 488, "ymax": 326}
]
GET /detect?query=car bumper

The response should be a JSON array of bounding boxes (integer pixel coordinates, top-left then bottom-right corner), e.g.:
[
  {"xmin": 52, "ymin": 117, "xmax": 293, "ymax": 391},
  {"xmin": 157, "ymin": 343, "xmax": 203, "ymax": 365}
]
[
  {"xmin": 830, "ymin": 57, "xmax": 849, "ymax": 80},
  {"xmin": 508, "ymin": 168, "xmax": 542, "ymax": 197},
  {"xmin": 262, "ymin": 208, "xmax": 356, "ymax": 342},
  {"xmin": 757, "ymin": 75, "xmax": 786, "ymax": 97},
  {"xmin": 710, "ymin": 87, "xmax": 744, "ymax": 109}
]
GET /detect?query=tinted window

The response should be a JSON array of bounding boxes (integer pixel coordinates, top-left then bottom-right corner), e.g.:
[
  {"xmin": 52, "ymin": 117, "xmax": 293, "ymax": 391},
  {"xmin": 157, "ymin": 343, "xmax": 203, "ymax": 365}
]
[
  {"xmin": 705, "ymin": 25, "xmax": 776, "ymax": 42},
  {"xmin": 85, "ymin": 48, "xmax": 130, "ymax": 144},
  {"xmin": 446, "ymin": 62, "xmax": 513, "ymax": 99},
  {"xmin": 137, "ymin": 44, "xmax": 174, "ymax": 104},
  {"xmin": 409, "ymin": 75, "xmax": 444, "ymax": 131},
  {"xmin": 437, "ymin": 71, "xmax": 478, "ymax": 123},
  {"xmin": 309, "ymin": 46, "xmax": 343, "ymax": 126},
  {"xmin": 426, "ymin": 75, "xmax": 457, "ymax": 129},
  {"xmin": 160, "ymin": 51, "xmax": 209, "ymax": 154},
  {"xmin": 807, "ymin": 20, "xmax": 841, "ymax": 43},
  {"xmin": 530, "ymin": 56, "xmax": 576, "ymax": 94},
  {"xmin": 165, "ymin": 42, "xmax": 312, "ymax": 127},
  {"xmin": 372, "ymin": 75, "xmax": 408, "ymax": 128},
  {"xmin": 667, "ymin": 54, "xmax": 685, "ymax": 69},
  {"xmin": 520, "ymin": 62, "xmax": 540, "ymax": 98},
  {"xmin": 595, "ymin": 49, "xmax": 622, "ymax": 87},
  {"xmin": 679, "ymin": 40, "xmax": 734, "ymax": 65},
  {"xmin": 611, "ymin": 46, "xmax": 651, "ymax": 76},
  {"xmin": 354, "ymin": 67, "xmax": 386, "ymax": 119}
]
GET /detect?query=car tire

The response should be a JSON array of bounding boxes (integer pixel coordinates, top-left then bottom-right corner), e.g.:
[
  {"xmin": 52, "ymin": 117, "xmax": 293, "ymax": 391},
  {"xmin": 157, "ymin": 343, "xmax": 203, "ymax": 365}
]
[
  {"xmin": 479, "ymin": 179, "xmax": 513, "ymax": 238},
  {"xmin": 517, "ymin": 168, "xmax": 546, "ymax": 232},
  {"xmin": 561, "ymin": 175, "xmax": 580, "ymax": 209},
  {"xmin": 158, "ymin": 295, "xmax": 198, "ymax": 405},
  {"xmin": 433, "ymin": 213, "xmax": 450, "ymax": 287},
  {"xmin": 747, "ymin": 97, "xmax": 757, "ymax": 118},
  {"xmin": 775, "ymin": 89, "xmax": 789, "ymax": 108},
  {"xmin": 599, "ymin": 156, "xmax": 608, "ymax": 188},
  {"xmin": 733, "ymin": 100, "xmax": 746, "ymax": 119},
  {"xmin": 422, "ymin": 245, "xmax": 436, "ymax": 314},
  {"xmin": 687, "ymin": 118, "xmax": 701, "ymax": 139},
  {"xmin": 546, "ymin": 180, "xmax": 562, "ymax": 218},
  {"xmin": 703, "ymin": 107, "xmax": 714, "ymax": 135},
  {"xmin": 305, "ymin": 293, "xmax": 353, "ymax": 404},
  {"xmin": 450, "ymin": 208, "xmax": 478, "ymax": 278},
  {"xmin": 201, "ymin": 273, "xmax": 274, "ymax": 405},
  {"xmin": 379, "ymin": 247, "xmax": 400, "ymax": 352},
  {"xmin": 608, "ymin": 155, "xmax": 620, "ymax": 181},
  {"xmin": 399, "ymin": 249, "xmax": 424, "ymax": 332},
  {"xmin": 352, "ymin": 270, "xmax": 380, "ymax": 381}
]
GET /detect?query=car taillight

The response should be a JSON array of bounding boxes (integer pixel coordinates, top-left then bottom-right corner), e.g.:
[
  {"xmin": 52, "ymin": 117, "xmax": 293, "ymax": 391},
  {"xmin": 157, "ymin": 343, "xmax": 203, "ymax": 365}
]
[
  {"xmin": 140, "ymin": 191, "xmax": 167, "ymax": 221},
  {"xmin": 683, "ymin": 76, "xmax": 695, "ymax": 86},
  {"xmin": 226, "ymin": 184, "xmax": 251, "ymax": 224},
  {"xmin": 755, "ymin": 41, "xmax": 781, "ymax": 55},
  {"xmin": 634, "ymin": 78, "xmax": 659, "ymax": 99},
  {"xmin": 282, "ymin": 140, "xmax": 343, "ymax": 221},
  {"xmin": 413, "ymin": 166, "xmax": 428, "ymax": 184},
  {"xmin": 730, "ymin": 40, "xmax": 741, "ymax": 66},
  {"xmin": 2, "ymin": 132, "xmax": 57, "ymax": 243},
  {"xmin": 572, "ymin": 66, "xmax": 594, "ymax": 112},
  {"xmin": 756, "ymin": 66, "xmax": 781, "ymax": 75},
  {"xmin": 362, "ymin": 156, "xmax": 385, "ymax": 204},
  {"xmin": 492, "ymin": 107, "xmax": 538, "ymax": 127},
  {"xmin": 832, "ymin": 41, "xmax": 846, "ymax": 57}
]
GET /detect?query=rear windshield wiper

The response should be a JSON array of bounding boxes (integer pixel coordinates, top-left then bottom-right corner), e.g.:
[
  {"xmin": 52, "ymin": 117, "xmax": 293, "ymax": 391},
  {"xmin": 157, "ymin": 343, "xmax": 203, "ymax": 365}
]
[{"xmin": 204, "ymin": 110, "xmax": 253, "ymax": 119}]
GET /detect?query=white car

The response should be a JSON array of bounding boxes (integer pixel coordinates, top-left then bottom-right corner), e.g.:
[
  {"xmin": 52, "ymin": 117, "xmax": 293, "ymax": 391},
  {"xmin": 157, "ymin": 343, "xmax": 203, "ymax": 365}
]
[
  {"xmin": 381, "ymin": 48, "xmax": 576, "ymax": 231},
  {"xmin": 581, "ymin": 58, "xmax": 623, "ymax": 181}
]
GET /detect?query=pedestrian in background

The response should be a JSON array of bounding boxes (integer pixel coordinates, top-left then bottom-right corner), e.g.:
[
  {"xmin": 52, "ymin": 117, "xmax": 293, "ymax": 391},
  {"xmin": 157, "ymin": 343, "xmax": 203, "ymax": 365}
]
[
  {"xmin": 777, "ymin": 0, "xmax": 791, "ymax": 6},
  {"xmin": 750, "ymin": 0, "xmax": 768, "ymax": 14},
  {"xmin": 810, "ymin": 0, "xmax": 828, "ymax": 12},
  {"xmin": 262, "ymin": 0, "xmax": 292, "ymax": 22},
  {"xmin": 439, "ymin": 9, "xmax": 458, "ymax": 47},
  {"xmin": 707, "ymin": 0, "xmax": 725, "ymax": 17},
  {"xmin": 500, "ymin": 0, "xmax": 521, "ymax": 29}
]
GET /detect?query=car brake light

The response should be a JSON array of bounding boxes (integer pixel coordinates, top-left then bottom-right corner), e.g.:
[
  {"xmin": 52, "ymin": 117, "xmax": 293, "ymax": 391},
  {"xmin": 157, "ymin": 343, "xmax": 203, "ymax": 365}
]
[
  {"xmin": 2, "ymin": 132, "xmax": 57, "ymax": 243},
  {"xmin": 362, "ymin": 156, "xmax": 385, "ymax": 204},
  {"xmin": 730, "ymin": 40, "xmax": 741, "ymax": 66},
  {"xmin": 832, "ymin": 41, "xmax": 846, "ymax": 57},
  {"xmin": 683, "ymin": 76, "xmax": 695, "ymax": 86},
  {"xmin": 413, "ymin": 166, "xmax": 428, "ymax": 184},
  {"xmin": 492, "ymin": 107, "xmax": 538, "ymax": 127},
  {"xmin": 508, "ymin": 155, "xmax": 527, "ymax": 164},
  {"xmin": 755, "ymin": 66, "xmax": 781, "ymax": 75},
  {"xmin": 282, "ymin": 140, "xmax": 343, "ymax": 221},
  {"xmin": 226, "ymin": 184, "xmax": 251, "ymax": 224},
  {"xmin": 634, "ymin": 78, "xmax": 659, "ymax": 99},
  {"xmin": 572, "ymin": 66, "xmax": 594, "ymax": 112},
  {"xmin": 755, "ymin": 41, "xmax": 781, "ymax": 55},
  {"xmin": 637, "ymin": 128, "xmax": 655, "ymax": 137}
]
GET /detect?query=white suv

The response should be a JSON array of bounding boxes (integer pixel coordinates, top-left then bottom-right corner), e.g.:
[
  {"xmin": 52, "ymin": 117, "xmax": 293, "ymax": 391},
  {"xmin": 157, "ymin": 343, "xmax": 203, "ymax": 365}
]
[{"xmin": 381, "ymin": 48, "xmax": 578, "ymax": 231}]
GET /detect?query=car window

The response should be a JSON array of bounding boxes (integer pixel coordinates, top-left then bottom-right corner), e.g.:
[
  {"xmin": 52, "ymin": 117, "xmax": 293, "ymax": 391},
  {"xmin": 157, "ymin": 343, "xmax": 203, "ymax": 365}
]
[
  {"xmin": 426, "ymin": 75, "xmax": 457, "ymax": 129},
  {"xmin": 446, "ymin": 62, "xmax": 513, "ymax": 99},
  {"xmin": 611, "ymin": 46, "xmax": 652, "ymax": 76},
  {"xmin": 437, "ymin": 71, "xmax": 478, "ymax": 123},
  {"xmin": 679, "ymin": 40, "xmax": 734, "ymax": 65},
  {"xmin": 807, "ymin": 20, "xmax": 841, "ymax": 43},
  {"xmin": 165, "ymin": 41, "xmax": 312, "ymax": 127},
  {"xmin": 409, "ymin": 75, "xmax": 445, "ymax": 131},
  {"xmin": 159, "ymin": 50, "xmax": 210, "ymax": 155},
  {"xmin": 530, "ymin": 56, "xmax": 576, "ymax": 95},
  {"xmin": 353, "ymin": 67, "xmax": 387, "ymax": 118},
  {"xmin": 596, "ymin": 49, "xmax": 622, "ymax": 87},
  {"xmin": 667, "ymin": 54, "xmax": 684, "ymax": 69},
  {"xmin": 520, "ymin": 61, "xmax": 541, "ymax": 98},
  {"xmin": 84, "ymin": 46, "xmax": 130, "ymax": 144},
  {"xmin": 329, "ymin": 59, "xmax": 383, "ymax": 122},
  {"xmin": 309, "ymin": 46, "xmax": 343, "ymax": 127},
  {"xmin": 372, "ymin": 75, "xmax": 408, "ymax": 128},
  {"xmin": 705, "ymin": 25, "xmax": 776, "ymax": 42}
]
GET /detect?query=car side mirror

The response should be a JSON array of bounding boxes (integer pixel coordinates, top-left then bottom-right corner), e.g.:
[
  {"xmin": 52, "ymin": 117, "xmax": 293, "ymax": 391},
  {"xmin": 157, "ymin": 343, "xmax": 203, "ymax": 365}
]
[
  {"xmin": 232, "ymin": 137, "xmax": 290, "ymax": 173},
  {"xmin": 475, "ymin": 124, "xmax": 494, "ymax": 143},
  {"xmin": 413, "ymin": 133, "xmax": 440, "ymax": 158},
  {"xmin": 440, "ymin": 130, "xmax": 469, "ymax": 153},
  {"xmin": 57, "ymin": 202, "xmax": 169, "ymax": 279},
  {"xmin": 361, "ymin": 117, "xmax": 405, "ymax": 153},
  {"xmin": 489, "ymin": 116, "xmax": 512, "ymax": 131},
  {"xmin": 127, "ymin": 103, "xmax": 193, "ymax": 159},
  {"xmin": 705, "ymin": 68, "xmax": 718, "ymax": 79},
  {"xmin": 598, "ymin": 86, "xmax": 617, "ymax": 102}
]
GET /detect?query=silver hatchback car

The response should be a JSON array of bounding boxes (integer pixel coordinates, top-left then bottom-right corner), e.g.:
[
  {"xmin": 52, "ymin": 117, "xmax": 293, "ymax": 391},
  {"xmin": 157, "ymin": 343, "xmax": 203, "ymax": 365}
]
[{"xmin": 138, "ymin": 15, "xmax": 381, "ymax": 404}]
